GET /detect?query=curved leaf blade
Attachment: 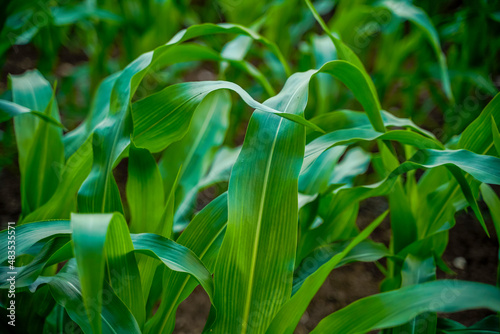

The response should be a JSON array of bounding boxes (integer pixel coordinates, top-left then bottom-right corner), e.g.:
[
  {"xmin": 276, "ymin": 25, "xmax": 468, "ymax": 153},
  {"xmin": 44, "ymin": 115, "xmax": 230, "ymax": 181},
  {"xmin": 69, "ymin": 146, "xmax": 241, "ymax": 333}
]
[
  {"xmin": 310, "ymin": 280, "xmax": 500, "ymax": 333},
  {"xmin": 71, "ymin": 213, "xmax": 145, "ymax": 332},
  {"xmin": 210, "ymin": 71, "xmax": 308, "ymax": 333}
]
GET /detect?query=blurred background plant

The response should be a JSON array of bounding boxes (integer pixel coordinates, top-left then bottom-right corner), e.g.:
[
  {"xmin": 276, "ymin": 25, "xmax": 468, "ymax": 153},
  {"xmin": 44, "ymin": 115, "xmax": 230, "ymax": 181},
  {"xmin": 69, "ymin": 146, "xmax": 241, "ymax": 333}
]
[{"xmin": 2, "ymin": 0, "xmax": 499, "ymax": 133}]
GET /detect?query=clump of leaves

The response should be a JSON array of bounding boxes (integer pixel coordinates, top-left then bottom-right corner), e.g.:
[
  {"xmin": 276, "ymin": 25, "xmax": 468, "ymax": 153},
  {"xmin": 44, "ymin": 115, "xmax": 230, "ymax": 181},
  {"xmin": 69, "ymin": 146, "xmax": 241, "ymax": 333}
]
[{"xmin": 1, "ymin": 0, "xmax": 500, "ymax": 333}]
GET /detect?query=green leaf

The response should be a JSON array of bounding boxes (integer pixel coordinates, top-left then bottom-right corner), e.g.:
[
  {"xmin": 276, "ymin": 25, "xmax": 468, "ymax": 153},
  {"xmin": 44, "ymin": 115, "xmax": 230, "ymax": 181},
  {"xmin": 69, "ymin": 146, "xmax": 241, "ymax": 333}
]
[
  {"xmin": 127, "ymin": 142, "xmax": 171, "ymax": 304},
  {"xmin": 491, "ymin": 116, "xmax": 500, "ymax": 157},
  {"xmin": 392, "ymin": 255, "xmax": 437, "ymax": 333},
  {"xmin": 210, "ymin": 70, "xmax": 308, "ymax": 333},
  {"xmin": 304, "ymin": 128, "xmax": 443, "ymax": 171},
  {"xmin": 305, "ymin": 0, "xmax": 384, "ymax": 130},
  {"xmin": 174, "ymin": 146, "xmax": 240, "ymax": 231},
  {"xmin": 315, "ymin": 148, "xmax": 498, "ymax": 243},
  {"xmin": 131, "ymin": 233, "xmax": 214, "ymax": 302},
  {"xmin": 126, "ymin": 142, "xmax": 164, "ymax": 233},
  {"xmin": 298, "ymin": 202, "xmax": 360, "ymax": 265},
  {"xmin": 146, "ymin": 193, "xmax": 228, "ymax": 334},
  {"xmin": 293, "ymin": 239, "xmax": 390, "ymax": 295},
  {"xmin": 308, "ymin": 109, "xmax": 435, "ymax": 139},
  {"xmin": 10, "ymin": 70, "xmax": 58, "ymax": 176},
  {"xmin": 304, "ymin": 0, "xmax": 367, "ymax": 72},
  {"xmin": 30, "ymin": 264, "xmax": 141, "ymax": 334},
  {"xmin": 63, "ymin": 72, "xmax": 120, "ymax": 158},
  {"xmin": 167, "ymin": 23, "xmax": 291, "ymax": 76},
  {"xmin": 310, "ymin": 280, "xmax": 500, "ymax": 333},
  {"xmin": 23, "ymin": 136, "xmax": 93, "ymax": 223},
  {"xmin": 71, "ymin": 213, "xmax": 145, "ymax": 333},
  {"xmin": 459, "ymin": 93, "xmax": 500, "ymax": 154},
  {"xmin": 375, "ymin": 0, "xmax": 453, "ymax": 101},
  {"xmin": 328, "ymin": 147, "xmax": 372, "ymax": 187},
  {"xmin": 266, "ymin": 210, "xmax": 388, "ymax": 334},
  {"xmin": 43, "ymin": 305, "xmax": 77, "ymax": 334},
  {"xmin": 299, "ymin": 145, "xmax": 346, "ymax": 195},
  {"xmin": 76, "ymin": 117, "xmax": 129, "ymax": 214},
  {"xmin": 480, "ymin": 183, "xmax": 500, "ymax": 288},
  {"xmin": 22, "ymin": 87, "xmax": 64, "ymax": 217},
  {"xmin": 0, "ymin": 99, "xmax": 65, "ymax": 128},
  {"xmin": 131, "ymin": 80, "xmax": 321, "ymax": 154},
  {"xmin": 413, "ymin": 93, "xmax": 500, "ymax": 243},
  {"xmin": 77, "ymin": 23, "xmax": 323, "ymax": 215},
  {"xmin": 0, "ymin": 220, "xmax": 71, "ymax": 264},
  {"xmin": 401, "ymin": 92, "xmax": 500, "ymax": 263},
  {"xmin": 158, "ymin": 90, "xmax": 231, "ymax": 211},
  {"xmin": 0, "ymin": 219, "xmax": 215, "ymax": 323},
  {"xmin": 9, "ymin": 70, "xmax": 64, "ymax": 218},
  {"xmin": 0, "ymin": 237, "xmax": 72, "ymax": 289},
  {"xmin": 403, "ymin": 149, "xmax": 500, "ymax": 185},
  {"xmin": 50, "ymin": 3, "xmax": 121, "ymax": 26},
  {"xmin": 316, "ymin": 61, "xmax": 385, "ymax": 132},
  {"xmin": 392, "ymin": 149, "xmax": 500, "ymax": 235}
]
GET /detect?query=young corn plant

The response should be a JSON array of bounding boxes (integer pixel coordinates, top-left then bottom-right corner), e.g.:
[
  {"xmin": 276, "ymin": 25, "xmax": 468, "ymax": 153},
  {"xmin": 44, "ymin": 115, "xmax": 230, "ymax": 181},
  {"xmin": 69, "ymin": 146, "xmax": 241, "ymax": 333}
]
[{"xmin": 1, "ymin": 1, "xmax": 500, "ymax": 333}]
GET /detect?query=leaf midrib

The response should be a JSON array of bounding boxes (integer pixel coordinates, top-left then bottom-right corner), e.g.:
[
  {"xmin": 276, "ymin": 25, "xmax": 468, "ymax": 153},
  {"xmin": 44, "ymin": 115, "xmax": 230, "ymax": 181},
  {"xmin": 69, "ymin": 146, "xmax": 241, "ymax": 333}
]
[
  {"xmin": 241, "ymin": 118, "xmax": 283, "ymax": 333},
  {"xmin": 240, "ymin": 81, "xmax": 306, "ymax": 332}
]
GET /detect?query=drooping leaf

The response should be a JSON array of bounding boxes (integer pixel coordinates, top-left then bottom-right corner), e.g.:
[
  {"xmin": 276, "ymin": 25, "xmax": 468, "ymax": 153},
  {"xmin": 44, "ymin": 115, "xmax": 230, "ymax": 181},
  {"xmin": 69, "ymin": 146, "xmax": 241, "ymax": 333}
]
[
  {"xmin": 131, "ymin": 80, "xmax": 321, "ymax": 154},
  {"xmin": 29, "ymin": 263, "xmax": 141, "ymax": 334},
  {"xmin": 71, "ymin": 212, "xmax": 145, "ymax": 332},
  {"xmin": 0, "ymin": 218, "xmax": 215, "ymax": 325},
  {"xmin": 304, "ymin": 128, "xmax": 443, "ymax": 171},
  {"xmin": 0, "ymin": 220, "xmax": 71, "ymax": 264},
  {"xmin": 308, "ymin": 109, "xmax": 435, "ymax": 140},
  {"xmin": 315, "ymin": 148, "xmax": 500, "ymax": 243},
  {"xmin": 0, "ymin": 99, "xmax": 64, "ymax": 127},
  {"xmin": 0, "ymin": 237, "xmax": 72, "ymax": 289},
  {"xmin": 131, "ymin": 233, "xmax": 214, "ymax": 301},
  {"xmin": 310, "ymin": 280, "xmax": 500, "ymax": 333},
  {"xmin": 401, "ymin": 149, "xmax": 500, "ymax": 185}
]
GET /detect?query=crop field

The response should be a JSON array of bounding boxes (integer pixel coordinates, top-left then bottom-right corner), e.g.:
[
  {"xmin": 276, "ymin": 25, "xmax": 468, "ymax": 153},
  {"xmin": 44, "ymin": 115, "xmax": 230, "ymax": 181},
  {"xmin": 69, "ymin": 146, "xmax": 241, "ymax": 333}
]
[{"xmin": 0, "ymin": 0, "xmax": 500, "ymax": 333}]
